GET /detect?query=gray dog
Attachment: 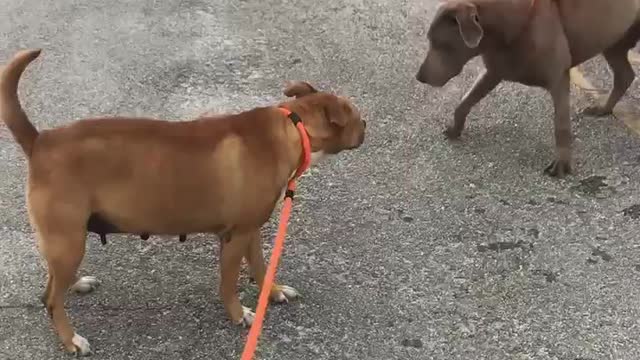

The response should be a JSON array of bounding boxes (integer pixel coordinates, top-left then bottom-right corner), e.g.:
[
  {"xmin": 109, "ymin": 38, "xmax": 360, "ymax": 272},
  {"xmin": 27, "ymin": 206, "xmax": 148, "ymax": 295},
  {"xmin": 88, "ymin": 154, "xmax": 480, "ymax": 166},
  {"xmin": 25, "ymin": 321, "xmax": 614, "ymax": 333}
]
[{"xmin": 416, "ymin": 0, "xmax": 640, "ymax": 177}]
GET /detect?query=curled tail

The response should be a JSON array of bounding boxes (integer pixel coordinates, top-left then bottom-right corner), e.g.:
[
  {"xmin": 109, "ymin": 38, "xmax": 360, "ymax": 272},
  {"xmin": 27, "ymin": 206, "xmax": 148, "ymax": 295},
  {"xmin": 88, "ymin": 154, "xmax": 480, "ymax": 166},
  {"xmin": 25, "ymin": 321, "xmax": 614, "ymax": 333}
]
[{"xmin": 0, "ymin": 49, "xmax": 41, "ymax": 157}]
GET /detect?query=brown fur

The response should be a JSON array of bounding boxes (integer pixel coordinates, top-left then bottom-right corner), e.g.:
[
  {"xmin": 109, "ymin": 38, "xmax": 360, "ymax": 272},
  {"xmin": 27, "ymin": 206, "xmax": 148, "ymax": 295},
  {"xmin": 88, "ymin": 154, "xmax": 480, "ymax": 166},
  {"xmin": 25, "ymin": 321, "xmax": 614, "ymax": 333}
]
[
  {"xmin": 416, "ymin": 0, "xmax": 640, "ymax": 177},
  {"xmin": 0, "ymin": 49, "xmax": 366, "ymax": 355}
]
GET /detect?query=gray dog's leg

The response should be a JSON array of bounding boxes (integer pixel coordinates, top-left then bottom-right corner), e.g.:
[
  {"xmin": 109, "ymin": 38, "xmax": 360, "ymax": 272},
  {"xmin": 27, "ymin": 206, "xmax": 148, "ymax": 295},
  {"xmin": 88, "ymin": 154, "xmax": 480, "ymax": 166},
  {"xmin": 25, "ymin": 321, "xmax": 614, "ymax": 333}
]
[
  {"xmin": 583, "ymin": 24, "xmax": 640, "ymax": 116},
  {"xmin": 545, "ymin": 71, "xmax": 572, "ymax": 177},
  {"xmin": 583, "ymin": 48, "xmax": 635, "ymax": 116},
  {"xmin": 446, "ymin": 69, "xmax": 502, "ymax": 139}
]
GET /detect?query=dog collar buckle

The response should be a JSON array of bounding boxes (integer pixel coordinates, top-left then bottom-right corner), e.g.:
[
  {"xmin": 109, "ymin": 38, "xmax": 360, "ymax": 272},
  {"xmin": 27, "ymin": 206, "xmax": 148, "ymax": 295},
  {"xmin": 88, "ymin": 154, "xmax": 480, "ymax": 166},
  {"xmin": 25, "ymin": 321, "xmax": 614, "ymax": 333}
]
[
  {"xmin": 277, "ymin": 107, "xmax": 312, "ymax": 192},
  {"xmin": 278, "ymin": 107, "xmax": 311, "ymax": 179}
]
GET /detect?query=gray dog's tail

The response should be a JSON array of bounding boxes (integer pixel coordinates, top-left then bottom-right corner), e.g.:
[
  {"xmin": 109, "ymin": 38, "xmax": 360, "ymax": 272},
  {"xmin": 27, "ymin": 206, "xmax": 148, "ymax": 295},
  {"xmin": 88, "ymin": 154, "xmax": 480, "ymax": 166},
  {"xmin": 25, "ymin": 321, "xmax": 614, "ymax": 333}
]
[{"xmin": 0, "ymin": 49, "xmax": 41, "ymax": 157}]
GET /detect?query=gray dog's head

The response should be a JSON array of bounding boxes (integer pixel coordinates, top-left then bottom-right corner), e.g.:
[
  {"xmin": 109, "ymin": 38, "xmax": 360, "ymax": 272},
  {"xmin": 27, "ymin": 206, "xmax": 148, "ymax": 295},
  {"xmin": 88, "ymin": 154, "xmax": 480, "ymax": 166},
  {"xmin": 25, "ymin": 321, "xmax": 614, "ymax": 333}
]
[{"xmin": 416, "ymin": 1, "xmax": 483, "ymax": 86}]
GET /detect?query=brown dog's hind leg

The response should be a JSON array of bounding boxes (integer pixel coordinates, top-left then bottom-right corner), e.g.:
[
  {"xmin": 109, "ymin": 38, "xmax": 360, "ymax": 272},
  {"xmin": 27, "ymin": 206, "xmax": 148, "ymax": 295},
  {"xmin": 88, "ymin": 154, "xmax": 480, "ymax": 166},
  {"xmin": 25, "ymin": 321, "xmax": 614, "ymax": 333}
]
[
  {"xmin": 39, "ymin": 230, "xmax": 91, "ymax": 356},
  {"xmin": 583, "ymin": 25, "xmax": 640, "ymax": 116},
  {"xmin": 244, "ymin": 230, "xmax": 299, "ymax": 304},
  {"xmin": 447, "ymin": 69, "xmax": 501, "ymax": 139},
  {"xmin": 545, "ymin": 71, "xmax": 573, "ymax": 178},
  {"xmin": 30, "ymin": 188, "xmax": 92, "ymax": 356},
  {"xmin": 219, "ymin": 230, "xmax": 254, "ymax": 327}
]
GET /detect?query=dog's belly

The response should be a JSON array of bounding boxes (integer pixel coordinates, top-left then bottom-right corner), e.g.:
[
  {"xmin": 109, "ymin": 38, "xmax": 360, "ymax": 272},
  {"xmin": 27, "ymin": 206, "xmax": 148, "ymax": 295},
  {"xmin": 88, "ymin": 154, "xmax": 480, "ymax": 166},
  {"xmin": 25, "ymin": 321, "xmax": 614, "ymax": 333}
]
[
  {"xmin": 89, "ymin": 200, "xmax": 267, "ymax": 235},
  {"xmin": 87, "ymin": 213, "xmax": 123, "ymax": 234},
  {"xmin": 88, "ymin": 184, "xmax": 281, "ymax": 236},
  {"xmin": 85, "ymin": 212, "xmax": 230, "ymax": 236}
]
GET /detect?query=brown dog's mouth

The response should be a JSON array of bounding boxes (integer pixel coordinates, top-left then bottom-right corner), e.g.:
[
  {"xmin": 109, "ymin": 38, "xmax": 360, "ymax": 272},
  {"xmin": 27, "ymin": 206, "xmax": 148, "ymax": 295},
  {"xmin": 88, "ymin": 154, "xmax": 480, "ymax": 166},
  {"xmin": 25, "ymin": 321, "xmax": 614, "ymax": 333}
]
[
  {"xmin": 357, "ymin": 132, "xmax": 365, "ymax": 147},
  {"xmin": 310, "ymin": 151, "xmax": 328, "ymax": 166},
  {"xmin": 346, "ymin": 139, "xmax": 364, "ymax": 151}
]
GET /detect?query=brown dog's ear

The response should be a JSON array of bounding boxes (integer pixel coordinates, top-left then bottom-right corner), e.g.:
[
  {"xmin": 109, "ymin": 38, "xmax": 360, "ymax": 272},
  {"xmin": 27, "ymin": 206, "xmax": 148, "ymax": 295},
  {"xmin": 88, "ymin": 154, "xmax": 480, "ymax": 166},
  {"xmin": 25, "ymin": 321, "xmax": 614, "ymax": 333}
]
[
  {"xmin": 455, "ymin": 4, "xmax": 483, "ymax": 48},
  {"xmin": 283, "ymin": 81, "xmax": 318, "ymax": 98},
  {"xmin": 324, "ymin": 99, "xmax": 350, "ymax": 127}
]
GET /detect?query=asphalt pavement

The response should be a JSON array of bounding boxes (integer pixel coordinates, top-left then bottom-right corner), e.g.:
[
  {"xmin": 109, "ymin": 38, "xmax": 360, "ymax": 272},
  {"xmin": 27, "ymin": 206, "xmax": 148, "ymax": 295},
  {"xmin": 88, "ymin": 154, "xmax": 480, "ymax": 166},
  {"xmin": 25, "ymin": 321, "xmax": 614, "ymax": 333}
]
[{"xmin": 2, "ymin": 0, "xmax": 640, "ymax": 359}]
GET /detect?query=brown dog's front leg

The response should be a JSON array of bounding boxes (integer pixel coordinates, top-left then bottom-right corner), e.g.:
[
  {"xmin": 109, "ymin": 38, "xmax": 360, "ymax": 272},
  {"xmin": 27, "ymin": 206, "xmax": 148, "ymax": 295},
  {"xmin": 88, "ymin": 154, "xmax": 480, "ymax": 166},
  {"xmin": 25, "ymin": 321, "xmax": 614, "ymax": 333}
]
[
  {"xmin": 447, "ymin": 69, "xmax": 501, "ymax": 139},
  {"xmin": 245, "ymin": 230, "xmax": 300, "ymax": 303},
  {"xmin": 219, "ymin": 231, "xmax": 254, "ymax": 327},
  {"xmin": 544, "ymin": 72, "xmax": 572, "ymax": 177}
]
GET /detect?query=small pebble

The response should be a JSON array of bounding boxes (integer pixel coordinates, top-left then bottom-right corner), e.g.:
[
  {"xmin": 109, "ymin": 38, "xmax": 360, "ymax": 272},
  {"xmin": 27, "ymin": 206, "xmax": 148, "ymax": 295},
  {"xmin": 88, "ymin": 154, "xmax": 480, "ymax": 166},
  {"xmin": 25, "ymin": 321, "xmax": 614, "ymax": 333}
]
[{"xmin": 401, "ymin": 339, "xmax": 423, "ymax": 348}]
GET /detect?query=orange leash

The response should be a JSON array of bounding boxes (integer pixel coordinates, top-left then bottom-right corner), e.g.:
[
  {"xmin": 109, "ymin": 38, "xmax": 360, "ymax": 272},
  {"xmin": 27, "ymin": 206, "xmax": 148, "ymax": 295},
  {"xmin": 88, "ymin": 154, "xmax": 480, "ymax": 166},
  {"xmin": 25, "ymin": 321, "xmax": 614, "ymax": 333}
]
[{"xmin": 240, "ymin": 107, "xmax": 311, "ymax": 360}]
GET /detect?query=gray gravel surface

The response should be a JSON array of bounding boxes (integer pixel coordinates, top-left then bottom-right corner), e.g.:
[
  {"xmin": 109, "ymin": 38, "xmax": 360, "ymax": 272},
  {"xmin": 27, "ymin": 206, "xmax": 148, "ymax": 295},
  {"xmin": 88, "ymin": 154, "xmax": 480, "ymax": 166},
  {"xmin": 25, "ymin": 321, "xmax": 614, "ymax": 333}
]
[{"xmin": 2, "ymin": 1, "xmax": 640, "ymax": 359}]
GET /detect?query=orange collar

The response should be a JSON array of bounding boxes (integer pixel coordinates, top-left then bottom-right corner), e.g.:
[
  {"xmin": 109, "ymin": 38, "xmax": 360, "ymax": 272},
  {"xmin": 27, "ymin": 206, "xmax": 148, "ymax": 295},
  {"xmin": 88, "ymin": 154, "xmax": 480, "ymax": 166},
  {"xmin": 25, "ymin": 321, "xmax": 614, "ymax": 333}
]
[{"xmin": 277, "ymin": 107, "xmax": 311, "ymax": 195}]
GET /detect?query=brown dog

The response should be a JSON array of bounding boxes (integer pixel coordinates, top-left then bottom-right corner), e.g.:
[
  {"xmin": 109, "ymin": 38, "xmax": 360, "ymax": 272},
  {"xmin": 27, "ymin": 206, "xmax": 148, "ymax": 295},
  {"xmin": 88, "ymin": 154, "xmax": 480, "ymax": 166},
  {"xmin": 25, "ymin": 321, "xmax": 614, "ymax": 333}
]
[
  {"xmin": 416, "ymin": 0, "xmax": 640, "ymax": 177},
  {"xmin": 0, "ymin": 49, "xmax": 366, "ymax": 355}
]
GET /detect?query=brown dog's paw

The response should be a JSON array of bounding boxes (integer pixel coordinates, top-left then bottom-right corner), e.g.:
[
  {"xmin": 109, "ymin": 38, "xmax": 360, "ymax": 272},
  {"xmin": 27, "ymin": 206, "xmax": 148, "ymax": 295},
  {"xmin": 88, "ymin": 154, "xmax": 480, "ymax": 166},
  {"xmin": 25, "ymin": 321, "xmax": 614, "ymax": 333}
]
[
  {"xmin": 582, "ymin": 105, "xmax": 612, "ymax": 117},
  {"xmin": 443, "ymin": 126, "xmax": 462, "ymax": 140},
  {"xmin": 544, "ymin": 160, "xmax": 572, "ymax": 178},
  {"xmin": 270, "ymin": 285, "xmax": 300, "ymax": 304},
  {"xmin": 236, "ymin": 306, "xmax": 255, "ymax": 327},
  {"xmin": 67, "ymin": 333, "xmax": 92, "ymax": 356},
  {"xmin": 71, "ymin": 276, "xmax": 100, "ymax": 294}
]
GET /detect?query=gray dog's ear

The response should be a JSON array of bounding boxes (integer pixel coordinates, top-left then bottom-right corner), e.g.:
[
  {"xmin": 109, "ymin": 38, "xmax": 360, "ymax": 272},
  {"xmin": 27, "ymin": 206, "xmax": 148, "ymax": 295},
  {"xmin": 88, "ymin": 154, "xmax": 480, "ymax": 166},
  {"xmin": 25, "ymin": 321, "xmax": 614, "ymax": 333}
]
[
  {"xmin": 455, "ymin": 4, "xmax": 483, "ymax": 48},
  {"xmin": 283, "ymin": 81, "xmax": 318, "ymax": 98}
]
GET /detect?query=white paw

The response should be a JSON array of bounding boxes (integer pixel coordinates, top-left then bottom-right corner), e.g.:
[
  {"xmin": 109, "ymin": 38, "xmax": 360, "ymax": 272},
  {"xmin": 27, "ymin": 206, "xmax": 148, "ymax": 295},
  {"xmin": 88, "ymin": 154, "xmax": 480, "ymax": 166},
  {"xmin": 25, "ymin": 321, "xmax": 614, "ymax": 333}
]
[
  {"xmin": 271, "ymin": 285, "xmax": 300, "ymax": 303},
  {"xmin": 71, "ymin": 276, "xmax": 100, "ymax": 294},
  {"xmin": 237, "ymin": 306, "xmax": 255, "ymax": 327},
  {"xmin": 72, "ymin": 333, "xmax": 92, "ymax": 356}
]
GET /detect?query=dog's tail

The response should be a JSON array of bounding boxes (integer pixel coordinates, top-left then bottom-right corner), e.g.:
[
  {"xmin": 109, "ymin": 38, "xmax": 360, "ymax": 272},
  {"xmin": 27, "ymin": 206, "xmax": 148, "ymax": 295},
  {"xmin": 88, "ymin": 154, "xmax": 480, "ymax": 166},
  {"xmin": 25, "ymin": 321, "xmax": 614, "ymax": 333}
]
[{"xmin": 0, "ymin": 49, "xmax": 42, "ymax": 157}]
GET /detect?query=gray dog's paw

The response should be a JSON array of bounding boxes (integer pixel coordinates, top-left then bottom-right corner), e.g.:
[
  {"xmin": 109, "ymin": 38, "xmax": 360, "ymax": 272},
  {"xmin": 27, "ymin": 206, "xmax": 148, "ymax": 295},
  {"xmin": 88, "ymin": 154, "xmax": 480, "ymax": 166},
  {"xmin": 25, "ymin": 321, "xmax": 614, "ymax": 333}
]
[
  {"xmin": 443, "ymin": 126, "xmax": 462, "ymax": 140},
  {"xmin": 544, "ymin": 160, "xmax": 572, "ymax": 178},
  {"xmin": 582, "ymin": 105, "xmax": 612, "ymax": 117}
]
